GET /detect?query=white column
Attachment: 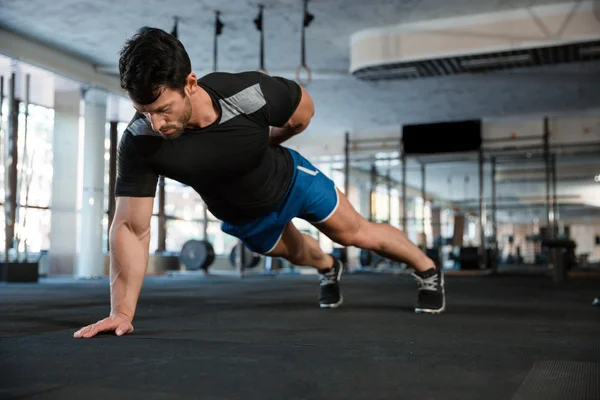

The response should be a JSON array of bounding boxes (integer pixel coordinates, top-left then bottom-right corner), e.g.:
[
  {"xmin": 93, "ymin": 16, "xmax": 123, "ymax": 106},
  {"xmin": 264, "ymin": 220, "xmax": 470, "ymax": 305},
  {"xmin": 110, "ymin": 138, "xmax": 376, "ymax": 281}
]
[
  {"xmin": 431, "ymin": 207, "xmax": 442, "ymax": 239},
  {"xmin": 358, "ymin": 181, "xmax": 371, "ymax": 220},
  {"xmin": 76, "ymin": 88, "xmax": 107, "ymax": 278},
  {"xmin": 48, "ymin": 81, "xmax": 81, "ymax": 275}
]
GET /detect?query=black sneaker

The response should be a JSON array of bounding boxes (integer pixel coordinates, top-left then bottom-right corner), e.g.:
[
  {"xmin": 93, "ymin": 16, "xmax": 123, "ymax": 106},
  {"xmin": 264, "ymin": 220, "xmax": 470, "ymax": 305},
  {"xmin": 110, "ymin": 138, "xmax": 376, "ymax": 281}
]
[
  {"xmin": 593, "ymin": 297, "xmax": 600, "ymax": 307},
  {"xmin": 318, "ymin": 257, "xmax": 343, "ymax": 308},
  {"xmin": 412, "ymin": 267, "xmax": 445, "ymax": 314}
]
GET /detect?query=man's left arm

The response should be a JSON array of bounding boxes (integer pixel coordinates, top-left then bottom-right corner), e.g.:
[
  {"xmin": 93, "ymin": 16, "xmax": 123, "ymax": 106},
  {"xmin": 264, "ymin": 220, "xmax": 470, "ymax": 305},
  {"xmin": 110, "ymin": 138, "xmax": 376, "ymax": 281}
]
[
  {"xmin": 269, "ymin": 86, "xmax": 314, "ymax": 146},
  {"xmin": 257, "ymin": 74, "xmax": 315, "ymax": 146}
]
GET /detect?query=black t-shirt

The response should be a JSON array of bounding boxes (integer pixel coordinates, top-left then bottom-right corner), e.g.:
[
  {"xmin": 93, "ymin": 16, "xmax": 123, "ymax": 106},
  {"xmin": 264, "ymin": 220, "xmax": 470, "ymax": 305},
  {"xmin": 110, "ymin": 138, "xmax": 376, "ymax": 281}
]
[{"xmin": 115, "ymin": 71, "xmax": 301, "ymax": 223}]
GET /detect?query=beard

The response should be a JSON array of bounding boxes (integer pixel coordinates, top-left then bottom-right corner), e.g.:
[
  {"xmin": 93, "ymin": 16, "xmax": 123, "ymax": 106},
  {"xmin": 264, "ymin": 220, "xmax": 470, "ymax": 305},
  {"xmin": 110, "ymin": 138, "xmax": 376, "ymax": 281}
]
[{"xmin": 159, "ymin": 96, "xmax": 192, "ymax": 140}]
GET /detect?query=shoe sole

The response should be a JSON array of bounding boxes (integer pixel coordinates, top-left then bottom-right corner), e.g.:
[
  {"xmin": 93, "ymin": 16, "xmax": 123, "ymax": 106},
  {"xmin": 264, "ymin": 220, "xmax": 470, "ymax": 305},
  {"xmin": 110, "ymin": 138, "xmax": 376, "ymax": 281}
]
[
  {"xmin": 320, "ymin": 295, "xmax": 344, "ymax": 309},
  {"xmin": 415, "ymin": 297, "xmax": 446, "ymax": 314},
  {"xmin": 415, "ymin": 305, "xmax": 445, "ymax": 314}
]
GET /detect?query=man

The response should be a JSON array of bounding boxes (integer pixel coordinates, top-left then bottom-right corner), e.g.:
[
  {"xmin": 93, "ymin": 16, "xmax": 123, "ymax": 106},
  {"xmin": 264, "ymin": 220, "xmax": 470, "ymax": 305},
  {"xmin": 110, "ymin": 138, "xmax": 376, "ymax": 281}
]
[{"xmin": 74, "ymin": 27, "xmax": 445, "ymax": 339}]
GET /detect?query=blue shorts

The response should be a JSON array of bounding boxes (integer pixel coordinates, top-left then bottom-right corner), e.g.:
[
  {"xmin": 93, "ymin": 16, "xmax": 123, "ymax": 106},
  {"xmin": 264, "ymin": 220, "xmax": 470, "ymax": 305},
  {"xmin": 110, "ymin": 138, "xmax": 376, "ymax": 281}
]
[{"xmin": 221, "ymin": 148, "xmax": 340, "ymax": 254}]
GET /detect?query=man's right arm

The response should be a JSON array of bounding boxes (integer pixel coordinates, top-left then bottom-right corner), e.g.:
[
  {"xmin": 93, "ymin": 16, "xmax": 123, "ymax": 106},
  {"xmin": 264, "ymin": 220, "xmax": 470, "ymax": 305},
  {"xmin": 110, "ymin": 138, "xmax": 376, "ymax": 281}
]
[
  {"xmin": 73, "ymin": 196, "xmax": 154, "ymax": 339},
  {"xmin": 109, "ymin": 196, "xmax": 154, "ymax": 323}
]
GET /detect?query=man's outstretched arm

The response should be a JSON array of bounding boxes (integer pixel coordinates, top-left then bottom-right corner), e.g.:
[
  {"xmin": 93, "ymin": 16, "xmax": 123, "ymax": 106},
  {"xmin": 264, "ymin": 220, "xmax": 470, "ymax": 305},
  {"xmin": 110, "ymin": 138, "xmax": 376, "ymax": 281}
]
[{"xmin": 74, "ymin": 196, "xmax": 154, "ymax": 338}]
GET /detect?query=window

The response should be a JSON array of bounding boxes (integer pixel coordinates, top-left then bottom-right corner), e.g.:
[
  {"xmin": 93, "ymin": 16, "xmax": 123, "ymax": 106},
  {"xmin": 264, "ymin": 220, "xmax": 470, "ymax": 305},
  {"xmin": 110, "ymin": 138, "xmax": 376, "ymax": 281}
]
[
  {"xmin": 1, "ymin": 102, "xmax": 55, "ymax": 253},
  {"xmin": 390, "ymin": 188, "xmax": 400, "ymax": 229},
  {"xmin": 373, "ymin": 188, "xmax": 390, "ymax": 223}
]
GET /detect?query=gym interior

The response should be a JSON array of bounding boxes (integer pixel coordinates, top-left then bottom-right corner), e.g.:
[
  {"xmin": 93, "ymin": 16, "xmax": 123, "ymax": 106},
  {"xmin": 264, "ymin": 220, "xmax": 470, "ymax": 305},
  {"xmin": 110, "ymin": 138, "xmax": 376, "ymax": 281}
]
[{"xmin": 1, "ymin": 1, "xmax": 600, "ymax": 399}]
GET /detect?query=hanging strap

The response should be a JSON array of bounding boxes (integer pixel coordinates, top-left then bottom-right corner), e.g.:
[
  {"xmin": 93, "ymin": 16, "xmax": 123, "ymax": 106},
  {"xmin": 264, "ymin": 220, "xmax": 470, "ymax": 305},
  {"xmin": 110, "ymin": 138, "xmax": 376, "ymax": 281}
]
[
  {"xmin": 253, "ymin": 5, "xmax": 267, "ymax": 74},
  {"xmin": 171, "ymin": 16, "xmax": 179, "ymax": 38},
  {"xmin": 296, "ymin": 0, "xmax": 313, "ymax": 87},
  {"xmin": 214, "ymin": 11, "xmax": 224, "ymax": 72}
]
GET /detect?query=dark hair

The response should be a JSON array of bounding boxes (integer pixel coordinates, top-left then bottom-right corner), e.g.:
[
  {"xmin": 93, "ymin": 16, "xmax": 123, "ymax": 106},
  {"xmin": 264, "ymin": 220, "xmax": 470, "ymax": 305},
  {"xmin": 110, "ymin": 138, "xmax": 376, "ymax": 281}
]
[{"xmin": 119, "ymin": 26, "xmax": 191, "ymax": 105}]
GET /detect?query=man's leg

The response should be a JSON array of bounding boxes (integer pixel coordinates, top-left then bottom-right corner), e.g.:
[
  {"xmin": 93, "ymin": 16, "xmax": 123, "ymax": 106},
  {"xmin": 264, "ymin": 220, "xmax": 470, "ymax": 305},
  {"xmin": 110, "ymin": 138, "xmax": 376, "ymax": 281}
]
[
  {"xmin": 315, "ymin": 188, "xmax": 434, "ymax": 272},
  {"xmin": 314, "ymin": 188, "xmax": 445, "ymax": 314},
  {"xmin": 265, "ymin": 222, "xmax": 332, "ymax": 271},
  {"xmin": 266, "ymin": 222, "xmax": 344, "ymax": 308}
]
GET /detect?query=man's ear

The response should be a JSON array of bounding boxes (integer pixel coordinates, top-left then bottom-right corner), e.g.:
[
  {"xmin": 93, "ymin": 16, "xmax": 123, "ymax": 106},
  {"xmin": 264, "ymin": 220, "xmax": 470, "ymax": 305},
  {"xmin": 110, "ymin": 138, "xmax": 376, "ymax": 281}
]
[{"xmin": 185, "ymin": 73, "xmax": 198, "ymax": 95}]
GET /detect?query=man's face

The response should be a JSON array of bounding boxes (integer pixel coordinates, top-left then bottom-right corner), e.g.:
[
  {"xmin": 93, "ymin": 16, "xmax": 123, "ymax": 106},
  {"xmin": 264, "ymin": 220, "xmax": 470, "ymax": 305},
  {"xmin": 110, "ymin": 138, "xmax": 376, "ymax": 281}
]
[{"xmin": 132, "ymin": 87, "xmax": 192, "ymax": 140}]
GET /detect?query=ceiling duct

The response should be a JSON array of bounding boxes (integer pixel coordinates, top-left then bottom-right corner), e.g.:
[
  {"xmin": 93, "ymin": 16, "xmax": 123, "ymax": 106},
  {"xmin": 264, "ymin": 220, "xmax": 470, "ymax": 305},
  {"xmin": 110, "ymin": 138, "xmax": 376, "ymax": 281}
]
[{"xmin": 351, "ymin": 1, "xmax": 600, "ymax": 81}]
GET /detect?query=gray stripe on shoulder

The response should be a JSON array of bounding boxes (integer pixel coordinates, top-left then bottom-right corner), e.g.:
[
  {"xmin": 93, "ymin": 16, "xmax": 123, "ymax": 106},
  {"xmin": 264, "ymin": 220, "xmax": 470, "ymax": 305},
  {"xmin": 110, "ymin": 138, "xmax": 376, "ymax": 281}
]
[
  {"xmin": 219, "ymin": 83, "xmax": 266, "ymax": 124},
  {"xmin": 128, "ymin": 117, "xmax": 161, "ymax": 137}
]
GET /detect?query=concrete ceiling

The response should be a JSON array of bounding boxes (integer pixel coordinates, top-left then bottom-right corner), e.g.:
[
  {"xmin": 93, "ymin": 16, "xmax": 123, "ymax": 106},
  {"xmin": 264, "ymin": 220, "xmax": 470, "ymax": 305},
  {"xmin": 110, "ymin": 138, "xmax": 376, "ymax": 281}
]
[
  {"xmin": 0, "ymin": 0, "xmax": 575, "ymax": 72},
  {"xmin": 2, "ymin": 0, "xmax": 600, "ymax": 135}
]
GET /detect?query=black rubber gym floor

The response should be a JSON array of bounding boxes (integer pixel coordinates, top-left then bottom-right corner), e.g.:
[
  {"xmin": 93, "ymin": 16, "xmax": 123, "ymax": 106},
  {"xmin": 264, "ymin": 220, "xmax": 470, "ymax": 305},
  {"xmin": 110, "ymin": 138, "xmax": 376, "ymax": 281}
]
[{"xmin": 1, "ymin": 273, "xmax": 599, "ymax": 400}]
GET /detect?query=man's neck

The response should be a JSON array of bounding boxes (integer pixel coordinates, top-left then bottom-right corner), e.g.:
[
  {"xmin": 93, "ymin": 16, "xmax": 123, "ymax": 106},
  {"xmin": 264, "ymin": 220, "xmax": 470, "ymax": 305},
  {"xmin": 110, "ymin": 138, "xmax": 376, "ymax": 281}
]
[{"xmin": 188, "ymin": 86, "xmax": 219, "ymax": 128}]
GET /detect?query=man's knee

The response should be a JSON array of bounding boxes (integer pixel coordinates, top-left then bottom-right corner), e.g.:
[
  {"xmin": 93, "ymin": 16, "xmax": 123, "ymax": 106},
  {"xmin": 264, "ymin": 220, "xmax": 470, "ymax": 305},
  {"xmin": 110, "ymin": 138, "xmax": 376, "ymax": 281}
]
[
  {"xmin": 337, "ymin": 221, "xmax": 395, "ymax": 250},
  {"xmin": 286, "ymin": 250, "xmax": 303, "ymax": 265},
  {"xmin": 333, "ymin": 221, "xmax": 368, "ymax": 248},
  {"xmin": 283, "ymin": 240, "xmax": 307, "ymax": 265},
  {"xmin": 334, "ymin": 232, "xmax": 356, "ymax": 248},
  {"xmin": 347, "ymin": 232, "xmax": 375, "ymax": 250}
]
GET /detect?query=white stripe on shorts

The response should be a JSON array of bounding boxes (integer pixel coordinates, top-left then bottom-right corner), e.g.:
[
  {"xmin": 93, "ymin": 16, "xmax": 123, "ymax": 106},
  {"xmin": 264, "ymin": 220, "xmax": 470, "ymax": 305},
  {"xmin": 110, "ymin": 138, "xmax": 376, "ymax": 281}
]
[{"xmin": 297, "ymin": 166, "xmax": 319, "ymax": 176}]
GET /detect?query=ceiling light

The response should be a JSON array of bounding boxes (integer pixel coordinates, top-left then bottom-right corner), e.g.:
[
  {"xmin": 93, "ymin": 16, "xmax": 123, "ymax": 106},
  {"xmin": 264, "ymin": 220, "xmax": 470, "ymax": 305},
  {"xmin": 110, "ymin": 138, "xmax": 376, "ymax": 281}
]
[
  {"xmin": 460, "ymin": 54, "xmax": 531, "ymax": 68},
  {"xmin": 579, "ymin": 47, "xmax": 600, "ymax": 56},
  {"xmin": 356, "ymin": 66, "xmax": 418, "ymax": 79}
]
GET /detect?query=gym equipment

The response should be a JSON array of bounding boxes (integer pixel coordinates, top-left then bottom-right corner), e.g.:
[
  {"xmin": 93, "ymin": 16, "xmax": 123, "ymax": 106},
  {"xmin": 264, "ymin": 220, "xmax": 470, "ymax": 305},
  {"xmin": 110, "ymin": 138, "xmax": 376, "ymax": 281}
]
[
  {"xmin": 359, "ymin": 249, "xmax": 372, "ymax": 267},
  {"xmin": 229, "ymin": 243, "xmax": 261, "ymax": 269},
  {"xmin": 425, "ymin": 248, "xmax": 441, "ymax": 269},
  {"xmin": 359, "ymin": 249, "xmax": 375, "ymax": 267},
  {"xmin": 179, "ymin": 240, "xmax": 215, "ymax": 271},
  {"xmin": 359, "ymin": 249, "xmax": 386, "ymax": 268},
  {"xmin": 542, "ymin": 239, "xmax": 576, "ymax": 283},
  {"xmin": 449, "ymin": 247, "xmax": 480, "ymax": 270},
  {"xmin": 213, "ymin": 11, "xmax": 225, "ymax": 72},
  {"xmin": 296, "ymin": 0, "xmax": 313, "ymax": 86},
  {"xmin": 253, "ymin": 5, "xmax": 267, "ymax": 74}
]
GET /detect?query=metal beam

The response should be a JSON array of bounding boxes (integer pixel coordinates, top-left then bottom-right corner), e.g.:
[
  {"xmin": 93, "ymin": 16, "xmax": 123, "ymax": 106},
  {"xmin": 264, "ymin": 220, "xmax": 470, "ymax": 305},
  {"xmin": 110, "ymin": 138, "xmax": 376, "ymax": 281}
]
[
  {"xmin": 349, "ymin": 136, "xmax": 403, "ymax": 145},
  {"xmin": 107, "ymin": 121, "xmax": 118, "ymax": 252},
  {"xmin": 387, "ymin": 169, "xmax": 392, "ymax": 224},
  {"xmin": 203, "ymin": 204, "xmax": 209, "ymax": 240},
  {"xmin": 491, "ymin": 156, "xmax": 497, "ymax": 244},
  {"xmin": 479, "ymin": 147, "xmax": 486, "ymax": 268},
  {"xmin": 0, "ymin": 28, "xmax": 125, "ymax": 96},
  {"xmin": 402, "ymin": 150, "xmax": 407, "ymax": 233},
  {"xmin": 421, "ymin": 164, "xmax": 426, "ymax": 233},
  {"xmin": 552, "ymin": 154, "xmax": 559, "ymax": 236},
  {"xmin": 483, "ymin": 135, "xmax": 544, "ymax": 144},
  {"xmin": 157, "ymin": 177, "xmax": 166, "ymax": 252},
  {"xmin": 496, "ymin": 176, "xmax": 593, "ymax": 184},
  {"xmin": 485, "ymin": 141, "xmax": 600, "ymax": 154},
  {"xmin": 543, "ymin": 117, "xmax": 553, "ymax": 236},
  {"xmin": 369, "ymin": 164, "xmax": 377, "ymax": 221},
  {"xmin": 453, "ymin": 193, "xmax": 581, "ymax": 206},
  {"xmin": 344, "ymin": 131, "xmax": 350, "ymax": 196},
  {"xmin": 5, "ymin": 73, "xmax": 18, "ymax": 258}
]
